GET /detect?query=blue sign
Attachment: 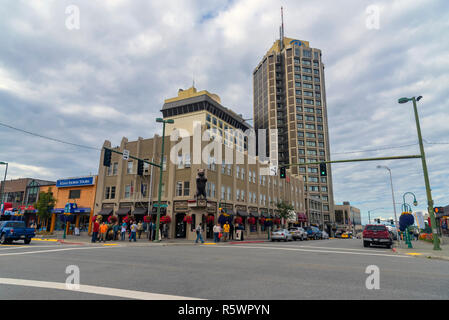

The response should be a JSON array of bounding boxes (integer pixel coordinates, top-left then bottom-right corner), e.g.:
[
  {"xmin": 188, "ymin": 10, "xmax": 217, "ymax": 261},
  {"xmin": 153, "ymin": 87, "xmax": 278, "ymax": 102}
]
[
  {"xmin": 56, "ymin": 176, "xmax": 94, "ymax": 188},
  {"xmin": 290, "ymin": 40, "xmax": 303, "ymax": 46},
  {"xmin": 64, "ymin": 202, "xmax": 78, "ymax": 214}
]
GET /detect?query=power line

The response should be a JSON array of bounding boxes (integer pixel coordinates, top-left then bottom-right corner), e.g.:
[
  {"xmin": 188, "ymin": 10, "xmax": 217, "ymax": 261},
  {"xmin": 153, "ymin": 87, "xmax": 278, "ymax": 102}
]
[{"xmin": 0, "ymin": 121, "xmax": 101, "ymax": 151}]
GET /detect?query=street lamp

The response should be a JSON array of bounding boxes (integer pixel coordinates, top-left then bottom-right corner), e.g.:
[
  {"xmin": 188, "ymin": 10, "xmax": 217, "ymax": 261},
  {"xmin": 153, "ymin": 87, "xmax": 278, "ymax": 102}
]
[
  {"xmin": 398, "ymin": 96, "xmax": 440, "ymax": 250},
  {"xmin": 0, "ymin": 162, "xmax": 8, "ymax": 214},
  {"xmin": 377, "ymin": 165, "xmax": 399, "ymax": 240},
  {"xmin": 153, "ymin": 118, "xmax": 174, "ymax": 242},
  {"xmin": 367, "ymin": 207, "xmax": 384, "ymax": 224}
]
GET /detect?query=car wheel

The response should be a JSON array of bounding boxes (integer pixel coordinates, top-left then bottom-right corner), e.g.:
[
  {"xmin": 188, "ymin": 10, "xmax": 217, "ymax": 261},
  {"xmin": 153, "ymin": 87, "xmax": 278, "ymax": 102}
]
[
  {"xmin": 363, "ymin": 241, "xmax": 369, "ymax": 248},
  {"xmin": 24, "ymin": 239, "xmax": 31, "ymax": 244}
]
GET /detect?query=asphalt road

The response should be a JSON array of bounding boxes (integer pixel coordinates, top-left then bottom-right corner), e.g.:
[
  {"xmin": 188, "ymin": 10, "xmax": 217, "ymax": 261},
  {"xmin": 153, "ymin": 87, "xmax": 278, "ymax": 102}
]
[{"xmin": 0, "ymin": 238, "xmax": 447, "ymax": 300}]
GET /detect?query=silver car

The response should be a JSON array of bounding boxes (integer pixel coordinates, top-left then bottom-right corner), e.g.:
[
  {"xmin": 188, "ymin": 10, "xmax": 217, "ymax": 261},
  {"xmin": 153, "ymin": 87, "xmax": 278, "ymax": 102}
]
[
  {"xmin": 322, "ymin": 231, "xmax": 329, "ymax": 239},
  {"xmin": 271, "ymin": 229, "xmax": 293, "ymax": 242},
  {"xmin": 288, "ymin": 227, "xmax": 307, "ymax": 241}
]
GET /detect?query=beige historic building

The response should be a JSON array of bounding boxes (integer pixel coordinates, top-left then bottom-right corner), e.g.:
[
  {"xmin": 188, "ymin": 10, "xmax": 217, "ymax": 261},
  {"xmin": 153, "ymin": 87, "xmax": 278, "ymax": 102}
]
[
  {"xmin": 253, "ymin": 35, "xmax": 335, "ymax": 233},
  {"xmin": 334, "ymin": 202, "xmax": 362, "ymax": 232},
  {"xmin": 94, "ymin": 88, "xmax": 306, "ymax": 240}
]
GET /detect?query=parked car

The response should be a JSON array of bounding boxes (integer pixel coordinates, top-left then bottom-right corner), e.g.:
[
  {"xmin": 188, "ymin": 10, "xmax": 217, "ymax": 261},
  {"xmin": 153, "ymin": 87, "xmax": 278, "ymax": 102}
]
[
  {"xmin": 386, "ymin": 225, "xmax": 398, "ymax": 240},
  {"xmin": 362, "ymin": 224, "xmax": 393, "ymax": 248},
  {"xmin": 0, "ymin": 221, "xmax": 35, "ymax": 244},
  {"xmin": 288, "ymin": 227, "xmax": 307, "ymax": 241},
  {"xmin": 322, "ymin": 230, "xmax": 329, "ymax": 239},
  {"xmin": 304, "ymin": 226, "xmax": 323, "ymax": 240},
  {"xmin": 271, "ymin": 229, "xmax": 293, "ymax": 242}
]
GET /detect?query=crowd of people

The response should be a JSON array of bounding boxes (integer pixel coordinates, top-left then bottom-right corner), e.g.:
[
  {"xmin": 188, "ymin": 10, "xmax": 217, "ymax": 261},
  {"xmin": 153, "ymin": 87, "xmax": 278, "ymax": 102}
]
[{"xmin": 90, "ymin": 219, "xmax": 169, "ymax": 243}]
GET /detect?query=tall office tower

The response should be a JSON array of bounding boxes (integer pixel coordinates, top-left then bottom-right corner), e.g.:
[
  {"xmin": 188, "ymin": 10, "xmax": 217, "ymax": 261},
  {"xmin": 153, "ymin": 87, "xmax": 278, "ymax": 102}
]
[{"xmin": 253, "ymin": 31, "xmax": 335, "ymax": 228}]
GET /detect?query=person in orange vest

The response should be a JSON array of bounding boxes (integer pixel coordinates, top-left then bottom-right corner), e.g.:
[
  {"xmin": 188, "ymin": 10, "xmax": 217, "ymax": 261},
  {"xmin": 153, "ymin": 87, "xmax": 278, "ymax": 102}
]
[
  {"xmin": 99, "ymin": 222, "xmax": 108, "ymax": 242},
  {"xmin": 223, "ymin": 222, "xmax": 230, "ymax": 242}
]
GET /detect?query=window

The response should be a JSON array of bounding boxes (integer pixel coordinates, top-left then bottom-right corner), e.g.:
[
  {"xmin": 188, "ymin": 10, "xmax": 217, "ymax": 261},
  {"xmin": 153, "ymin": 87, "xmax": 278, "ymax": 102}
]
[
  {"xmin": 318, "ymin": 134, "xmax": 324, "ymax": 139},
  {"xmin": 306, "ymin": 132, "xmax": 316, "ymax": 138},
  {"xmin": 241, "ymin": 190, "xmax": 245, "ymax": 201},
  {"xmin": 105, "ymin": 187, "xmax": 110, "ymax": 199},
  {"xmin": 320, "ymin": 177, "xmax": 327, "ymax": 183},
  {"xmin": 294, "ymin": 66, "xmax": 300, "ymax": 72},
  {"xmin": 303, "ymin": 67, "xmax": 312, "ymax": 73},
  {"xmin": 298, "ymin": 140, "xmax": 304, "ymax": 146},
  {"xmin": 236, "ymin": 189, "xmax": 240, "ymax": 201},
  {"xmin": 212, "ymin": 117, "xmax": 217, "ymax": 125},
  {"xmin": 306, "ymin": 115, "xmax": 315, "ymax": 121},
  {"xmin": 310, "ymin": 186, "xmax": 319, "ymax": 192},
  {"xmin": 69, "ymin": 189, "xmax": 81, "ymax": 199},
  {"xmin": 298, "ymin": 149, "xmax": 305, "ymax": 155},
  {"xmin": 252, "ymin": 171, "xmax": 256, "ymax": 183},
  {"xmin": 322, "ymin": 195, "xmax": 328, "ymax": 201},
  {"xmin": 306, "ymin": 124, "xmax": 315, "ymax": 130},
  {"xmin": 162, "ymin": 155, "xmax": 167, "ymax": 171},
  {"xmin": 125, "ymin": 185, "xmax": 131, "ymax": 198},
  {"xmin": 294, "ymin": 58, "xmax": 300, "ymax": 64},
  {"xmin": 249, "ymin": 170, "xmax": 252, "ymax": 183},
  {"xmin": 236, "ymin": 166, "xmax": 240, "ymax": 179},
  {"xmin": 308, "ymin": 167, "xmax": 318, "ymax": 173},
  {"xmin": 305, "ymin": 107, "xmax": 314, "ymax": 113},
  {"xmin": 127, "ymin": 161, "xmax": 133, "ymax": 174},
  {"xmin": 296, "ymin": 98, "xmax": 302, "ymax": 105},
  {"xmin": 107, "ymin": 165, "xmax": 112, "ymax": 176},
  {"xmin": 304, "ymin": 99, "xmax": 314, "ymax": 105},
  {"xmin": 112, "ymin": 162, "xmax": 118, "ymax": 175},
  {"xmin": 227, "ymin": 164, "xmax": 231, "ymax": 175},
  {"xmin": 221, "ymin": 160, "xmax": 226, "ymax": 174},
  {"xmin": 303, "ymin": 83, "xmax": 313, "ymax": 89},
  {"xmin": 297, "ymin": 132, "xmax": 304, "ymax": 137},
  {"xmin": 176, "ymin": 182, "xmax": 183, "ymax": 196},
  {"xmin": 302, "ymin": 60, "xmax": 311, "ymax": 66},
  {"xmin": 314, "ymin": 77, "xmax": 320, "ymax": 82},
  {"xmin": 297, "ymin": 123, "xmax": 303, "ymax": 129},
  {"xmin": 295, "ymin": 81, "xmax": 301, "ymax": 87},
  {"xmin": 303, "ymin": 50, "xmax": 312, "ymax": 58},
  {"xmin": 221, "ymin": 186, "xmax": 226, "ymax": 199},
  {"xmin": 309, "ymin": 177, "xmax": 319, "ymax": 183},
  {"xmin": 296, "ymin": 114, "xmax": 303, "ymax": 121},
  {"xmin": 321, "ymin": 186, "xmax": 327, "ymax": 192},
  {"xmin": 307, "ymin": 150, "xmax": 317, "ymax": 156},
  {"xmin": 317, "ymin": 117, "xmax": 322, "ymax": 123},
  {"xmin": 315, "ymin": 84, "xmax": 321, "ymax": 90},
  {"xmin": 110, "ymin": 186, "xmax": 116, "ymax": 199},
  {"xmin": 183, "ymin": 181, "xmax": 190, "ymax": 196},
  {"xmin": 303, "ymin": 91, "xmax": 313, "ymax": 97},
  {"xmin": 316, "ymin": 100, "xmax": 321, "ymax": 106},
  {"xmin": 307, "ymin": 141, "xmax": 316, "ymax": 147},
  {"xmin": 313, "ymin": 61, "xmax": 319, "ymax": 67},
  {"xmin": 319, "ymin": 150, "xmax": 325, "ymax": 156},
  {"xmin": 317, "ymin": 125, "xmax": 323, "ymax": 131},
  {"xmin": 241, "ymin": 168, "xmax": 245, "ymax": 180},
  {"xmin": 141, "ymin": 183, "xmax": 147, "ymax": 197},
  {"xmin": 323, "ymin": 205, "xmax": 329, "ymax": 211}
]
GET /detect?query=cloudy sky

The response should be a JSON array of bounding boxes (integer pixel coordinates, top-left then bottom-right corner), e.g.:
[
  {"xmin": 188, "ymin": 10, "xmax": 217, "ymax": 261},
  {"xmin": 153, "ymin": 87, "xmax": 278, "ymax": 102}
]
[{"xmin": 1, "ymin": 0, "xmax": 448, "ymax": 223}]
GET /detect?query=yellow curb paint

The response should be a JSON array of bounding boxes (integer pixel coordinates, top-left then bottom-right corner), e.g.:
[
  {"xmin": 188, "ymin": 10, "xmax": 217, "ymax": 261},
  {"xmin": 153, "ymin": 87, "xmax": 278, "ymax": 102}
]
[
  {"xmin": 103, "ymin": 244, "xmax": 118, "ymax": 246},
  {"xmin": 406, "ymin": 253, "xmax": 422, "ymax": 256},
  {"xmin": 203, "ymin": 243, "xmax": 217, "ymax": 245},
  {"xmin": 31, "ymin": 238, "xmax": 58, "ymax": 242}
]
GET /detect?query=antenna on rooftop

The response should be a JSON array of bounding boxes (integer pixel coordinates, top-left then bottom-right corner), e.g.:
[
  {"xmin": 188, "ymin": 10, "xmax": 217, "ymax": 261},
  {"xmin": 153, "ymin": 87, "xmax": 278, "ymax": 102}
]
[{"xmin": 280, "ymin": 6, "xmax": 285, "ymax": 50}]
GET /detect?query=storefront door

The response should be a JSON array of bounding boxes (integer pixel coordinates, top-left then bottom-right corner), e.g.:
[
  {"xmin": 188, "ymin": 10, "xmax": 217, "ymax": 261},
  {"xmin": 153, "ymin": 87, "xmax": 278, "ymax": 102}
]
[{"xmin": 175, "ymin": 213, "xmax": 186, "ymax": 238}]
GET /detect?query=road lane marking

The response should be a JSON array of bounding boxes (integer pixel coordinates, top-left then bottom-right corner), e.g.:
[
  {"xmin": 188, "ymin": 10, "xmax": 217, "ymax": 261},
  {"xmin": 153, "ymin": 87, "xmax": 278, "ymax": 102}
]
[
  {"xmin": 0, "ymin": 278, "xmax": 201, "ymax": 300},
  {"xmin": 0, "ymin": 245, "xmax": 62, "ymax": 251},
  {"xmin": 296, "ymin": 245, "xmax": 391, "ymax": 252},
  {"xmin": 211, "ymin": 244, "xmax": 411, "ymax": 258},
  {"xmin": 0, "ymin": 246, "xmax": 110, "ymax": 257}
]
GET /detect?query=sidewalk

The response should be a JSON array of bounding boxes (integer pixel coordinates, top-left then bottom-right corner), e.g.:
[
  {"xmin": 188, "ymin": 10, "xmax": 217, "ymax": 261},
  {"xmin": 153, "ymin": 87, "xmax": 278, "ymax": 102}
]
[
  {"xmin": 393, "ymin": 239, "xmax": 449, "ymax": 261},
  {"xmin": 32, "ymin": 233, "xmax": 270, "ymax": 246}
]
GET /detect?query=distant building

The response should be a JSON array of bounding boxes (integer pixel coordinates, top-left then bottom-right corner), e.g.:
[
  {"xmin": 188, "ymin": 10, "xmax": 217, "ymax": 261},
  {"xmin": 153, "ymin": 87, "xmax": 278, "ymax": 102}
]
[{"xmin": 334, "ymin": 202, "xmax": 361, "ymax": 232}]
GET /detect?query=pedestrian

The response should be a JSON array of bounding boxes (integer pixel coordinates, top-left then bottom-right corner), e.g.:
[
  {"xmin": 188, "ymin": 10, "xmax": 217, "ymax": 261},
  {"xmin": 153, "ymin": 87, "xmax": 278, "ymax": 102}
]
[
  {"xmin": 162, "ymin": 223, "xmax": 168, "ymax": 239},
  {"xmin": 99, "ymin": 222, "xmax": 108, "ymax": 242},
  {"xmin": 121, "ymin": 221, "xmax": 127, "ymax": 241},
  {"xmin": 223, "ymin": 221, "xmax": 230, "ymax": 242},
  {"xmin": 213, "ymin": 223, "xmax": 221, "ymax": 243},
  {"xmin": 129, "ymin": 221, "xmax": 137, "ymax": 242},
  {"xmin": 152, "ymin": 222, "xmax": 157, "ymax": 240},
  {"xmin": 195, "ymin": 223, "xmax": 205, "ymax": 244},
  {"xmin": 147, "ymin": 221, "xmax": 153, "ymax": 240},
  {"xmin": 137, "ymin": 221, "xmax": 143, "ymax": 239},
  {"xmin": 113, "ymin": 222, "xmax": 119, "ymax": 240},
  {"xmin": 74, "ymin": 226, "xmax": 80, "ymax": 236},
  {"xmin": 91, "ymin": 220, "xmax": 100, "ymax": 243}
]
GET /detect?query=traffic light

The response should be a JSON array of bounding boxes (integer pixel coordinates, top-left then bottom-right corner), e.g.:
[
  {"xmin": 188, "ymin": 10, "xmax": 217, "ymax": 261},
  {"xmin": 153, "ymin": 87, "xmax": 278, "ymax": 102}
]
[
  {"xmin": 137, "ymin": 159, "xmax": 144, "ymax": 176},
  {"xmin": 280, "ymin": 166, "xmax": 286, "ymax": 179},
  {"xmin": 103, "ymin": 148, "xmax": 112, "ymax": 167},
  {"xmin": 434, "ymin": 207, "xmax": 444, "ymax": 215},
  {"xmin": 319, "ymin": 163, "xmax": 327, "ymax": 176}
]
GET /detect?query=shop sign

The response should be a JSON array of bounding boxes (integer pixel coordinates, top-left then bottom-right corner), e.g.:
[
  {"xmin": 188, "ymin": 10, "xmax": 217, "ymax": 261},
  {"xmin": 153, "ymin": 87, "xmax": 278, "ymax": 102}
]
[
  {"xmin": 174, "ymin": 201, "xmax": 189, "ymax": 212},
  {"xmin": 235, "ymin": 205, "xmax": 247, "ymax": 211},
  {"xmin": 248, "ymin": 207, "xmax": 258, "ymax": 213},
  {"xmin": 206, "ymin": 201, "xmax": 217, "ymax": 213},
  {"xmin": 57, "ymin": 176, "xmax": 94, "ymax": 188}
]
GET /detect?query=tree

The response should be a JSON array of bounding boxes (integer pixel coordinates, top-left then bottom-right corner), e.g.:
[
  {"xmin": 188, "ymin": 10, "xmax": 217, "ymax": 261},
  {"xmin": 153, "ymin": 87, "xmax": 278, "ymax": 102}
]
[
  {"xmin": 34, "ymin": 188, "xmax": 56, "ymax": 231},
  {"xmin": 275, "ymin": 201, "xmax": 295, "ymax": 228}
]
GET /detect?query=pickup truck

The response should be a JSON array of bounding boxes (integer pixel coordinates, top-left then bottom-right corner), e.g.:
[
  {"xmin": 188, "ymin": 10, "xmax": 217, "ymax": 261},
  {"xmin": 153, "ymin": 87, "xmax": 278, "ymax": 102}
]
[
  {"xmin": 362, "ymin": 224, "xmax": 393, "ymax": 248},
  {"xmin": 0, "ymin": 221, "xmax": 35, "ymax": 244}
]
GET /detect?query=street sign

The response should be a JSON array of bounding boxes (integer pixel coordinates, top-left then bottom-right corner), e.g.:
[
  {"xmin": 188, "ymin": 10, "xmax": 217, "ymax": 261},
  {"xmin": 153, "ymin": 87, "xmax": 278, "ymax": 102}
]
[
  {"xmin": 153, "ymin": 203, "xmax": 168, "ymax": 208},
  {"xmin": 123, "ymin": 149, "xmax": 129, "ymax": 160},
  {"xmin": 270, "ymin": 166, "xmax": 277, "ymax": 176}
]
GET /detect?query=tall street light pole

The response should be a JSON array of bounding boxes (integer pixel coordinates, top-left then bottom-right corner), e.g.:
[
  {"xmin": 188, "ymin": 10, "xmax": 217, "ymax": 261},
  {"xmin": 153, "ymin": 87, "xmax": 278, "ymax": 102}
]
[
  {"xmin": 377, "ymin": 165, "xmax": 399, "ymax": 240},
  {"xmin": 398, "ymin": 96, "xmax": 440, "ymax": 250},
  {"xmin": 154, "ymin": 118, "xmax": 174, "ymax": 242},
  {"xmin": 0, "ymin": 162, "xmax": 8, "ymax": 213}
]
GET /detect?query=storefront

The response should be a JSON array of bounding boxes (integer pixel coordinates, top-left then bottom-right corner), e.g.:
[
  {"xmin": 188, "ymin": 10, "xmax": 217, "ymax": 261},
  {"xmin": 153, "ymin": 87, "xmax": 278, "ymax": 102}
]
[
  {"xmin": 174, "ymin": 201, "xmax": 189, "ymax": 238},
  {"xmin": 248, "ymin": 207, "xmax": 259, "ymax": 233}
]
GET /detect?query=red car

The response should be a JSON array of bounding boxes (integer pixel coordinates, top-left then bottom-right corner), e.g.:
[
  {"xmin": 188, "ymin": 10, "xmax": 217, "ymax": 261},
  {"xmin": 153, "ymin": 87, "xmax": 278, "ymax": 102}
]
[{"xmin": 362, "ymin": 224, "xmax": 393, "ymax": 248}]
